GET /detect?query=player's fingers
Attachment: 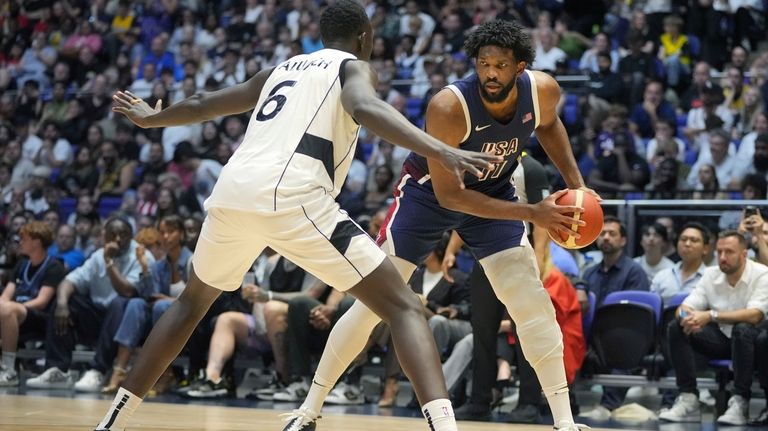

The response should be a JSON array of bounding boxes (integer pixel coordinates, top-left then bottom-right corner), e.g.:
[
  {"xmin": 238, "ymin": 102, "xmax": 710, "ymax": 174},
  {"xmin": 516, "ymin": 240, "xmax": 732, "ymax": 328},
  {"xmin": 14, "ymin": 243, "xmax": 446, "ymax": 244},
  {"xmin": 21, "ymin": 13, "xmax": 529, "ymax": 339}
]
[
  {"xmin": 556, "ymin": 223, "xmax": 581, "ymax": 239},
  {"xmin": 464, "ymin": 163, "xmax": 484, "ymax": 178},
  {"xmin": 560, "ymin": 213, "xmax": 587, "ymax": 227},
  {"xmin": 454, "ymin": 169, "xmax": 466, "ymax": 189},
  {"xmin": 550, "ymin": 189, "xmax": 569, "ymax": 199},
  {"xmin": 556, "ymin": 204, "xmax": 585, "ymax": 214}
]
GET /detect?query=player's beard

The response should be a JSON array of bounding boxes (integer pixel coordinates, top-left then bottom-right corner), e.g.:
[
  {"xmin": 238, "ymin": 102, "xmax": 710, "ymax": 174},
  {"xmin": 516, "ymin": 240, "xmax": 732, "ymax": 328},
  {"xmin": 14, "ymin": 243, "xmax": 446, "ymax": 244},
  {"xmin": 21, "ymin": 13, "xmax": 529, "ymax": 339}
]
[{"xmin": 478, "ymin": 78, "xmax": 515, "ymax": 104}]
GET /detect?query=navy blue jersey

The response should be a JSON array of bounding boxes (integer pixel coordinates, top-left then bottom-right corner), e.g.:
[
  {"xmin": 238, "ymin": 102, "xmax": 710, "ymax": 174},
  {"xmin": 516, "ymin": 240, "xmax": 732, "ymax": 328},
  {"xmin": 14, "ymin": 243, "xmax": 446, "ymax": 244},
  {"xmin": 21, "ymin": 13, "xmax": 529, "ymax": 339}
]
[{"xmin": 402, "ymin": 70, "xmax": 540, "ymax": 196}]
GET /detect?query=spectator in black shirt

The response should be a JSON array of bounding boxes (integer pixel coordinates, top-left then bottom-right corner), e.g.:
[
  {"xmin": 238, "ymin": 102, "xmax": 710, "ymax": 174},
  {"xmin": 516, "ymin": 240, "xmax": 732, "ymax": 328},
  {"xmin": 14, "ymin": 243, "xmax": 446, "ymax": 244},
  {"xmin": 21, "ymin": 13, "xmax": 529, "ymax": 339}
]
[{"xmin": 619, "ymin": 31, "xmax": 660, "ymax": 108}]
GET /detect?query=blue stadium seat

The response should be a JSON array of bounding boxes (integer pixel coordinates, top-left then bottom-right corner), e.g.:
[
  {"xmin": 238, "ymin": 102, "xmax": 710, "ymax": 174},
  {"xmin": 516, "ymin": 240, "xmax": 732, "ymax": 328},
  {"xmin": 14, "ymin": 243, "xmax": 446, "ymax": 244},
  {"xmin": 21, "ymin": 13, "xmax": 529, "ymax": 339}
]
[
  {"xmin": 603, "ymin": 290, "xmax": 663, "ymax": 326},
  {"xmin": 590, "ymin": 301, "xmax": 657, "ymax": 369},
  {"xmin": 405, "ymin": 97, "xmax": 422, "ymax": 123},
  {"xmin": 582, "ymin": 291, "xmax": 597, "ymax": 344},
  {"xmin": 667, "ymin": 292, "xmax": 689, "ymax": 308},
  {"xmin": 687, "ymin": 34, "xmax": 701, "ymax": 57},
  {"xmin": 58, "ymin": 197, "xmax": 77, "ymax": 221},
  {"xmin": 98, "ymin": 196, "xmax": 123, "ymax": 219}
]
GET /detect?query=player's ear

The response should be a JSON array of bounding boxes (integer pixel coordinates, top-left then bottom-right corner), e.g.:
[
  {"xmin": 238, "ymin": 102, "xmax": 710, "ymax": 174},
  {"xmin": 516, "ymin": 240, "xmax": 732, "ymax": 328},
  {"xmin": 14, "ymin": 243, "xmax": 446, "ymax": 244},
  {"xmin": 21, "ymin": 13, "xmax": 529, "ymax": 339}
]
[
  {"xmin": 357, "ymin": 32, "xmax": 367, "ymax": 50},
  {"xmin": 517, "ymin": 61, "xmax": 526, "ymax": 77}
]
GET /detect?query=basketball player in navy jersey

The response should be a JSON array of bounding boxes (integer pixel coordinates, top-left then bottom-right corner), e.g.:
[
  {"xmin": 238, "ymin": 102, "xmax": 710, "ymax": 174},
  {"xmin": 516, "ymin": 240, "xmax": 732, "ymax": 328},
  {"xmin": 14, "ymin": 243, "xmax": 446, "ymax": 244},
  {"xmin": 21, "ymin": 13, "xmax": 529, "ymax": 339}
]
[
  {"xmin": 92, "ymin": 2, "xmax": 500, "ymax": 431},
  {"xmin": 288, "ymin": 20, "xmax": 596, "ymax": 431}
]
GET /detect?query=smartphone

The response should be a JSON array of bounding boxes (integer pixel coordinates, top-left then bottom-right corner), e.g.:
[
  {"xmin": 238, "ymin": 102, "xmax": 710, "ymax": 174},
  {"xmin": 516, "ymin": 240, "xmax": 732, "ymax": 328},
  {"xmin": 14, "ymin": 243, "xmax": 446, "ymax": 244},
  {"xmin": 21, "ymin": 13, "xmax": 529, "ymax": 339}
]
[
  {"xmin": 744, "ymin": 206, "xmax": 759, "ymax": 217},
  {"xmin": 242, "ymin": 272, "xmax": 255, "ymax": 287}
]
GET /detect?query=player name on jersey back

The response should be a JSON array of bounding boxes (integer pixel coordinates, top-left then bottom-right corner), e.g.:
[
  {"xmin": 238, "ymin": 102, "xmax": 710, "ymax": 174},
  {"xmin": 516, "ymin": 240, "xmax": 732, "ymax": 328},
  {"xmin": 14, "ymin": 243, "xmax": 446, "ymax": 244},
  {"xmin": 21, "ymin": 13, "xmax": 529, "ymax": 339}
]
[{"xmin": 277, "ymin": 58, "xmax": 335, "ymax": 72}]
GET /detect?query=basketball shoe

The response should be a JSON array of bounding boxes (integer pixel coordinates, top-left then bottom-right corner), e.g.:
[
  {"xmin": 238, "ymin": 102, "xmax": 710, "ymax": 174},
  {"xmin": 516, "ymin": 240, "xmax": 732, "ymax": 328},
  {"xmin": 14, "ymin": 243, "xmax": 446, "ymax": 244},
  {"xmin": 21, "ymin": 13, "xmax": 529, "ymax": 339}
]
[
  {"xmin": 554, "ymin": 421, "xmax": 591, "ymax": 430},
  {"xmin": 280, "ymin": 406, "xmax": 320, "ymax": 431}
]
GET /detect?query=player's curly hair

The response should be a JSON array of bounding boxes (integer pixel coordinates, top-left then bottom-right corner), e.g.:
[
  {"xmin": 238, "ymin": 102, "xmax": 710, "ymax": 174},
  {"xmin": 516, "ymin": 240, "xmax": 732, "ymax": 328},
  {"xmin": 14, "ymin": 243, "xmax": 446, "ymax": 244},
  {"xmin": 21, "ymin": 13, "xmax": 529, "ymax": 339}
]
[
  {"xmin": 464, "ymin": 20, "xmax": 535, "ymax": 65},
  {"xmin": 319, "ymin": 0, "xmax": 369, "ymax": 43}
]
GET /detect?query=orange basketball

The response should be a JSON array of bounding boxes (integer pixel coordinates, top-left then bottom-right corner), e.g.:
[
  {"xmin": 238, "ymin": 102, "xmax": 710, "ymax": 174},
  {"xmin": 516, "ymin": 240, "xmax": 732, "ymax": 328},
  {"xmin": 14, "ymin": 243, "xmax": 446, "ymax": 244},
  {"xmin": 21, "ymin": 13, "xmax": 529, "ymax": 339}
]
[{"xmin": 547, "ymin": 189, "xmax": 603, "ymax": 249}]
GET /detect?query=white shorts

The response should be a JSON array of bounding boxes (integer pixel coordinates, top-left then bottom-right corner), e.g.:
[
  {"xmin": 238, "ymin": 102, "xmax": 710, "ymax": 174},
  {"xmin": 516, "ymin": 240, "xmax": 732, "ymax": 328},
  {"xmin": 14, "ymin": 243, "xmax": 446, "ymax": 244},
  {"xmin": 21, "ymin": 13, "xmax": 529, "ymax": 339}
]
[{"xmin": 192, "ymin": 195, "xmax": 385, "ymax": 292}]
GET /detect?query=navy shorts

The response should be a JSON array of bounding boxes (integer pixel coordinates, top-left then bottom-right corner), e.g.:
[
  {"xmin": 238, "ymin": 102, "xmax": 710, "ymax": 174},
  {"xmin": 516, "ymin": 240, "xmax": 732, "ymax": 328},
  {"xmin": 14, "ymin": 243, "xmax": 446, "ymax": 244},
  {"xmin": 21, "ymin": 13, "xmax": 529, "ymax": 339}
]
[{"xmin": 377, "ymin": 175, "xmax": 526, "ymax": 265}]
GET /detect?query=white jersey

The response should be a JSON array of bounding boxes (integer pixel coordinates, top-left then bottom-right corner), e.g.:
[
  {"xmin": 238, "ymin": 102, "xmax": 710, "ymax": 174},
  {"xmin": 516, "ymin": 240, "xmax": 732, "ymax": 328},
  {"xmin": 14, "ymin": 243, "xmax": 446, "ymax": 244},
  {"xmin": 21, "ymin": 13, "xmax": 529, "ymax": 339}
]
[{"xmin": 206, "ymin": 49, "xmax": 360, "ymax": 212}]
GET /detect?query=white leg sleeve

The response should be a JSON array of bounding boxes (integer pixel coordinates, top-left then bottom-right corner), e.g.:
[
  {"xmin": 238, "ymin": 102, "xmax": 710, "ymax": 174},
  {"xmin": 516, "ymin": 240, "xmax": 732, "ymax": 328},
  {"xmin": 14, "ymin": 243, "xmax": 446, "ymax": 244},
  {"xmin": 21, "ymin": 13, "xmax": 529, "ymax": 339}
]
[
  {"xmin": 312, "ymin": 242, "xmax": 416, "ymax": 387},
  {"xmin": 478, "ymin": 244, "xmax": 565, "ymax": 380}
]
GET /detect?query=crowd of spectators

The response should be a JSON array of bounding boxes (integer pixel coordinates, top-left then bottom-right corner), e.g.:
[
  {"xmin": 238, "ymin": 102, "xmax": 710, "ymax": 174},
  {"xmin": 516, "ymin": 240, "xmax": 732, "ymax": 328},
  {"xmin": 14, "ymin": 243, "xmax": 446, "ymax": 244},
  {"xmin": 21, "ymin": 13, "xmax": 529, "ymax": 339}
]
[{"xmin": 1, "ymin": 0, "xmax": 768, "ymax": 427}]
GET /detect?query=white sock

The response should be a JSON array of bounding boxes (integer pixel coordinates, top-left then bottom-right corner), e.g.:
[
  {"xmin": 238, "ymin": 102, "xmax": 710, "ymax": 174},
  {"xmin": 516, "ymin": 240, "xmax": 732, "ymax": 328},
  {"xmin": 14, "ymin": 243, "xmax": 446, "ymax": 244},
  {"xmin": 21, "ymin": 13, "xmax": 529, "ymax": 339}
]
[
  {"xmin": 302, "ymin": 375, "xmax": 333, "ymax": 415},
  {"xmin": 422, "ymin": 398, "xmax": 457, "ymax": 431},
  {"xmin": 535, "ymin": 356, "xmax": 574, "ymax": 427},
  {"xmin": 2, "ymin": 351, "xmax": 17, "ymax": 370},
  {"xmin": 95, "ymin": 387, "xmax": 142, "ymax": 431}
]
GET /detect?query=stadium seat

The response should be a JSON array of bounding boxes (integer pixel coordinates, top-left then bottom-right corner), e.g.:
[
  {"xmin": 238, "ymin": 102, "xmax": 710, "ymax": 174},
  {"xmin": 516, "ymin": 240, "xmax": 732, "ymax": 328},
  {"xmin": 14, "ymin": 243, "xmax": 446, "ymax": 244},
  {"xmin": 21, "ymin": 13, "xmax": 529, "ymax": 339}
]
[
  {"xmin": 58, "ymin": 197, "xmax": 77, "ymax": 221},
  {"xmin": 603, "ymin": 290, "xmax": 663, "ymax": 326},
  {"xmin": 687, "ymin": 34, "xmax": 701, "ymax": 57},
  {"xmin": 405, "ymin": 97, "xmax": 422, "ymax": 123},
  {"xmin": 582, "ymin": 290, "xmax": 597, "ymax": 344},
  {"xmin": 590, "ymin": 301, "xmax": 657, "ymax": 370},
  {"xmin": 97, "ymin": 196, "xmax": 123, "ymax": 219}
]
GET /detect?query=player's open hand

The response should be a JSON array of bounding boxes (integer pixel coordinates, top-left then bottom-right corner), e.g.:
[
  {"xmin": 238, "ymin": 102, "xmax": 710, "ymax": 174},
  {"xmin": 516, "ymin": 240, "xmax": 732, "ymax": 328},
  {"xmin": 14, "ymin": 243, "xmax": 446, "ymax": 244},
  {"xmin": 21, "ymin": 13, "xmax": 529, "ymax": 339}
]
[
  {"xmin": 533, "ymin": 189, "xmax": 586, "ymax": 238},
  {"xmin": 439, "ymin": 147, "xmax": 502, "ymax": 189},
  {"xmin": 112, "ymin": 90, "xmax": 162, "ymax": 128}
]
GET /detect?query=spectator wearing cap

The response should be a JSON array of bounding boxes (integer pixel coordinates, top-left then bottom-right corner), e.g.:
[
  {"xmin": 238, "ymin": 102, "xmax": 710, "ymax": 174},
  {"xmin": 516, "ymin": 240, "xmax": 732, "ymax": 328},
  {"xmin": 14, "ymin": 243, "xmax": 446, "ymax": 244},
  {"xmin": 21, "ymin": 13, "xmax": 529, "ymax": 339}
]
[{"xmin": 587, "ymin": 52, "xmax": 624, "ymax": 108}]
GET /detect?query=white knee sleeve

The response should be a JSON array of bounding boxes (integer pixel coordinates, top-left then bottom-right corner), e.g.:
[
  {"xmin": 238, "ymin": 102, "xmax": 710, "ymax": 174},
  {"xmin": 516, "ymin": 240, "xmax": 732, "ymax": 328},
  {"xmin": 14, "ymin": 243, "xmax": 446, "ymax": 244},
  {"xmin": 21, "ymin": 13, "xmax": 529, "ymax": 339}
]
[
  {"xmin": 479, "ymin": 245, "xmax": 564, "ymax": 369},
  {"xmin": 314, "ymin": 245, "xmax": 416, "ymax": 386}
]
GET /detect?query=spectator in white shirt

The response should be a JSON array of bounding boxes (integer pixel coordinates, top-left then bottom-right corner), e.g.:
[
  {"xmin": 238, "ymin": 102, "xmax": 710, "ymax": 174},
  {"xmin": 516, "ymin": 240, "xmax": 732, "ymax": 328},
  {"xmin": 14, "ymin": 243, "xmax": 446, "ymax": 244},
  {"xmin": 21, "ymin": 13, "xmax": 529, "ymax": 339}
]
[
  {"xmin": 532, "ymin": 28, "xmax": 567, "ymax": 72},
  {"xmin": 661, "ymin": 231, "xmax": 768, "ymax": 425},
  {"xmin": 687, "ymin": 129, "xmax": 740, "ymax": 189}
]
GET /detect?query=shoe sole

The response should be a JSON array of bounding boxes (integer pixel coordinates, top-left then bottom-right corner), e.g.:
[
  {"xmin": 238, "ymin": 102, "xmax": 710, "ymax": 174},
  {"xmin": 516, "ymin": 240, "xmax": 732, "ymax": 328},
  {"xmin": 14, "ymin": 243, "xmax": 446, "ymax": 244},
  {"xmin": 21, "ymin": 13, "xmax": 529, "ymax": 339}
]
[{"xmin": 26, "ymin": 382, "xmax": 73, "ymax": 389}]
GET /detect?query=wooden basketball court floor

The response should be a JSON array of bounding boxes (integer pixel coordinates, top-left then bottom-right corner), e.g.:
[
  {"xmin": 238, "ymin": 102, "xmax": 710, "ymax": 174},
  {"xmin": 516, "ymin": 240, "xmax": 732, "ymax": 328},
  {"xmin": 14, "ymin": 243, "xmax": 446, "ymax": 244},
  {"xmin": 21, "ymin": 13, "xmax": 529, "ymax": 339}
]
[{"xmin": 0, "ymin": 394, "xmax": 633, "ymax": 430}]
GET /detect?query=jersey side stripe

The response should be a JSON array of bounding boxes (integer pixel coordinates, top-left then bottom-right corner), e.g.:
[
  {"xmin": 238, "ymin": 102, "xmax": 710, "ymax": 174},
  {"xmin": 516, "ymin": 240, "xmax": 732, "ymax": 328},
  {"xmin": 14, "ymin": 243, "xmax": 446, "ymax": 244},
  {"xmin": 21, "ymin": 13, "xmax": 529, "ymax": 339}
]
[{"xmin": 295, "ymin": 133, "xmax": 335, "ymax": 184}]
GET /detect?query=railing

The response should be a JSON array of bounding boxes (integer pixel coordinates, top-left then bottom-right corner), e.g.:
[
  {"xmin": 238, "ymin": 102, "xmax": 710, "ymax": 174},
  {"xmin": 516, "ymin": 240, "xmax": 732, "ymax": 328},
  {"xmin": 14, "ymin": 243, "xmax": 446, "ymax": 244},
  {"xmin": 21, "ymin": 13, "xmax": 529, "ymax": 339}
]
[{"xmin": 601, "ymin": 199, "xmax": 766, "ymax": 253}]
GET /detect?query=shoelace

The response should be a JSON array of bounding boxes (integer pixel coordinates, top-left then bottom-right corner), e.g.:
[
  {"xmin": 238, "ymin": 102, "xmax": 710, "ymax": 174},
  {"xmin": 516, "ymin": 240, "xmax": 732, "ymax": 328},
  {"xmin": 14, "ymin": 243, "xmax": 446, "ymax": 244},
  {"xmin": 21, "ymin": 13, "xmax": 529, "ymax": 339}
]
[{"xmin": 279, "ymin": 407, "xmax": 321, "ymax": 427}]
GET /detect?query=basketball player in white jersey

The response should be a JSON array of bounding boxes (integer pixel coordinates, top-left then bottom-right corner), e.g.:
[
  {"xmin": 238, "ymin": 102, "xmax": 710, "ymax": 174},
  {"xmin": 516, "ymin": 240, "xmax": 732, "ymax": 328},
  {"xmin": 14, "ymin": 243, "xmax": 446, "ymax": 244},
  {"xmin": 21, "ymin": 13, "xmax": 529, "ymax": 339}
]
[{"xmin": 93, "ymin": 2, "xmax": 500, "ymax": 430}]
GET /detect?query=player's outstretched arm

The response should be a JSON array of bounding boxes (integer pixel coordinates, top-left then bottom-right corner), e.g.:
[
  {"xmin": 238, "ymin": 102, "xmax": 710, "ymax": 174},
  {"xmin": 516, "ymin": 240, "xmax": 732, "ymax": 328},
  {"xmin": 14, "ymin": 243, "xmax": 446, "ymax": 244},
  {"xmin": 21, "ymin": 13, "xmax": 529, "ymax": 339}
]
[
  {"xmin": 340, "ymin": 60, "xmax": 500, "ymax": 186},
  {"xmin": 112, "ymin": 67, "xmax": 276, "ymax": 128}
]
